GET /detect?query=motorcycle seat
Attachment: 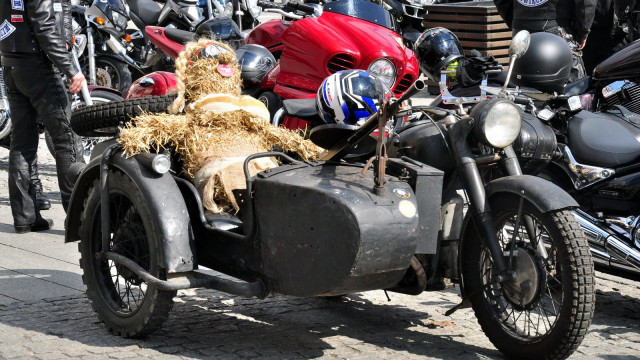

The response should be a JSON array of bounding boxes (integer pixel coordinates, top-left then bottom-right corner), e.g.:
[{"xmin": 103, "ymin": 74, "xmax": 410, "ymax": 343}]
[
  {"xmin": 564, "ymin": 77, "xmax": 591, "ymax": 96},
  {"xmin": 568, "ymin": 109, "xmax": 640, "ymax": 168},
  {"xmin": 128, "ymin": 0, "xmax": 162, "ymax": 26},
  {"xmin": 283, "ymin": 98, "xmax": 319, "ymax": 118},
  {"xmin": 165, "ymin": 28, "xmax": 196, "ymax": 45},
  {"xmin": 205, "ymin": 211, "xmax": 244, "ymax": 234}
]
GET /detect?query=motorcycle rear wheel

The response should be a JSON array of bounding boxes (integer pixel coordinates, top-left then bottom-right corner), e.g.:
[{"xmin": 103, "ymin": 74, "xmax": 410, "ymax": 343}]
[
  {"xmin": 78, "ymin": 170, "xmax": 175, "ymax": 338},
  {"xmin": 461, "ymin": 196, "xmax": 595, "ymax": 360},
  {"xmin": 70, "ymin": 95, "xmax": 177, "ymax": 137}
]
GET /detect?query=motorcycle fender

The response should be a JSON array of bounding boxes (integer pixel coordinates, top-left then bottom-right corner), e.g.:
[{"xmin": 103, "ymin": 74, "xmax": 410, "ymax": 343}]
[
  {"xmin": 65, "ymin": 155, "xmax": 195, "ymax": 274},
  {"xmin": 87, "ymin": 85, "xmax": 121, "ymax": 97},
  {"xmin": 456, "ymin": 174, "xmax": 578, "ymax": 298},
  {"xmin": 484, "ymin": 175, "xmax": 578, "ymax": 213}
]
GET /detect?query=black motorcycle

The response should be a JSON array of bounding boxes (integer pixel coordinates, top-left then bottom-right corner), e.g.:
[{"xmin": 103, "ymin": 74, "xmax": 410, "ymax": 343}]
[
  {"xmin": 566, "ymin": 37, "xmax": 640, "ymax": 115},
  {"xmin": 433, "ymin": 31, "xmax": 640, "ymax": 281},
  {"xmin": 64, "ymin": 30, "xmax": 594, "ymax": 359}
]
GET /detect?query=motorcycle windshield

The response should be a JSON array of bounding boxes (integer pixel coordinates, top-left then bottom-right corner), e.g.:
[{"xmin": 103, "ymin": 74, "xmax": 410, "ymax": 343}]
[{"xmin": 323, "ymin": 0, "xmax": 398, "ymax": 32}]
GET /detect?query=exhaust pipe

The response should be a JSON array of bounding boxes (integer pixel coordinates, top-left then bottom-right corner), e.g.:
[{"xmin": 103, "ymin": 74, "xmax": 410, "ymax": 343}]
[{"xmin": 573, "ymin": 210, "xmax": 640, "ymax": 271}]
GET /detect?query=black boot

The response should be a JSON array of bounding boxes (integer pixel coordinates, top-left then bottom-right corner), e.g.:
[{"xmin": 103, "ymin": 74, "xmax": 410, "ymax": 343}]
[
  {"xmin": 31, "ymin": 173, "xmax": 51, "ymax": 211},
  {"xmin": 14, "ymin": 216, "xmax": 53, "ymax": 234}
]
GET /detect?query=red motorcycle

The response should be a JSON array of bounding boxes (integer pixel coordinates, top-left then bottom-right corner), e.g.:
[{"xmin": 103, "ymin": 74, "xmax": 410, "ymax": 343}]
[
  {"xmin": 245, "ymin": 0, "xmax": 419, "ymax": 125},
  {"xmin": 121, "ymin": 0, "xmax": 419, "ymax": 131}
]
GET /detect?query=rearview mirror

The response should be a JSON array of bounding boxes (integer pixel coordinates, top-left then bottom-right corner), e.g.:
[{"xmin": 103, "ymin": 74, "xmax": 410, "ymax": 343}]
[{"xmin": 509, "ymin": 30, "xmax": 531, "ymax": 59}]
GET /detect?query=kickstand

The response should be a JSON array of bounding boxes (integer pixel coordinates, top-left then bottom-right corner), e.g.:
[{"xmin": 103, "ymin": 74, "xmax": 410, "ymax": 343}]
[{"xmin": 445, "ymin": 298, "xmax": 471, "ymax": 316}]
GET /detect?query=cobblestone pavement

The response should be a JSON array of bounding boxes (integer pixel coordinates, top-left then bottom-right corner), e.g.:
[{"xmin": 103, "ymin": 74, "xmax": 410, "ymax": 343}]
[{"xmin": 0, "ymin": 272, "xmax": 639, "ymax": 360}]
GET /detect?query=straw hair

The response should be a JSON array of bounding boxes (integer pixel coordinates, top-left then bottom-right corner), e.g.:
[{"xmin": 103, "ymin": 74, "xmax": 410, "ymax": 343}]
[{"xmin": 169, "ymin": 38, "xmax": 241, "ymax": 114}]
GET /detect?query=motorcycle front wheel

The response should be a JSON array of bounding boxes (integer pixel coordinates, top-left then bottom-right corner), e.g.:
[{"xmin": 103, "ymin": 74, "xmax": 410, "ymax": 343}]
[
  {"xmin": 461, "ymin": 195, "xmax": 595, "ymax": 360},
  {"xmin": 78, "ymin": 170, "xmax": 176, "ymax": 338},
  {"xmin": 83, "ymin": 56, "xmax": 132, "ymax": 95}
]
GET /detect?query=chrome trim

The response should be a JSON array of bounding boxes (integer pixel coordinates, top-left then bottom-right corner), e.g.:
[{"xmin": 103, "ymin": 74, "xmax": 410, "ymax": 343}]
[
  {"xmin": 574, "ymin": 209, "xmax": 640, "ymax": 274},
  {"xmin": 602, "ymin": 80, "xmax": 638, "ymax": 99},
  {"xmin": 557, "ymin": 144, "xmax": 614, "ymax": 190},
  {"xmin": 439, "ymin": 73, "xmax": 489, "ymax": 107},
  {"xmin": 606, "ymin": 237, "xmax": 640, "ymax": 271}
]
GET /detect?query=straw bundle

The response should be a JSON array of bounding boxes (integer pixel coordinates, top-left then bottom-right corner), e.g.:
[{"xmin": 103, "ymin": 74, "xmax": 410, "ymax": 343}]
[{"xmin": 118, "ymin": 39, "xmax": 322, "ymax": 213}]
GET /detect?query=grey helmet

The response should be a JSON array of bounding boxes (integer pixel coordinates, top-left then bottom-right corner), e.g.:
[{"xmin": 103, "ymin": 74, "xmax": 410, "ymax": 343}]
[{"xmin": 235, "ymin": 44, "xmax": 277, "ymax": 86}]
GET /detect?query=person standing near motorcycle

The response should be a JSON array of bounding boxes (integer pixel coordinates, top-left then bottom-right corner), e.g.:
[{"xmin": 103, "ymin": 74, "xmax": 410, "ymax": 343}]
[
  {"xmin": 493, "ymin": 0, "xmax": 597, "ymax": 81},
  {"xmin": 0, "ymin": 0, "xmax": 85, "ymax": 233}
]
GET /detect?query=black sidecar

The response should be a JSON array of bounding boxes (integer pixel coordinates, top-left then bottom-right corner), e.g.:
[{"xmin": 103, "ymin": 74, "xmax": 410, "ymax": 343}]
[{"xmin": 65, "ymin": 146, "xmax": 443, "ymax": 336}]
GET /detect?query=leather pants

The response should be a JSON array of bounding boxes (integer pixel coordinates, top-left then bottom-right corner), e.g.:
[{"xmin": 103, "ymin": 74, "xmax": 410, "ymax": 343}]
[{"xmin": 4, "ymin": 62, "xmax": 77, "ymax": 226}]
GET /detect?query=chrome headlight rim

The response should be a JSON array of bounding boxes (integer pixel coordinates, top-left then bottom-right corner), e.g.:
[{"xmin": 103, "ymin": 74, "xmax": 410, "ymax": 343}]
[
  {"xmin": 406, "ymin": 0, "xmax": 435, "ymax": 7},
  {"xmin": 111, "ymin": 10, "xmax": 128, "ymax": 32},
  {"xmin": 367, "ymin": 58, "xmax": 396, "ymax": 90},
  {"xmin": 245, "ymin": 0, "xmax": 262, "ymax": 18},
  {"xmin": 471, "ymin": 98, "xmax": 522, "ymax": 149}
]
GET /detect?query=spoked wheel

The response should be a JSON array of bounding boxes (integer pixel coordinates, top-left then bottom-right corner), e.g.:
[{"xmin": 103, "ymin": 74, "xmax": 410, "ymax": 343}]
[
  {"xmin": 462, "ymin": 196, "xmax": 594, "ymax": 360},
  {"xmin": 78, "ymin": 170, "xmax": 175, "ymax": 338},
  {"xmin": 83, "ymin": 56, "xmax": 132, "ymax": 95}
]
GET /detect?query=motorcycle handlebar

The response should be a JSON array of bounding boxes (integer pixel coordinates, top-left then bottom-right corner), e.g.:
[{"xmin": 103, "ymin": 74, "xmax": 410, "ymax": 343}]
[
  {"xmin": 258, "ymin": 0, "xmax": 283, "ymax": 9},
  {"xmin": 283, "ymin": 1, "xmax": 317, "ymax": 15}
]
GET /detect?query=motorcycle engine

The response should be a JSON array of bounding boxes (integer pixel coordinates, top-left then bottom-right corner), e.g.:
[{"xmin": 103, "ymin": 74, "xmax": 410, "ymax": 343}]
[{"xmin": 602, "ymin": 80, "xmax": 640, "ymax": 114}]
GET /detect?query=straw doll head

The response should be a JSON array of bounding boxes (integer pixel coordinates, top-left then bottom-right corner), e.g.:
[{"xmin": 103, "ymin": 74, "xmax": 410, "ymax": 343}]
[{"xmin": 169, "ymin": 39, "xmax": 242, "ymax": 113}]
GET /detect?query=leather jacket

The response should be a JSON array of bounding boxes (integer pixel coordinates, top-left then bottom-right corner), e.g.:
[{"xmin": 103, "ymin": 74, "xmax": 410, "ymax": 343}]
[
  {"xmin": 0, "ymin": 0, "xmax": 78, "ymax": 79},
  {"xmin": 494, "ymin": 0, "xmax": 597, "ymax": 42}
]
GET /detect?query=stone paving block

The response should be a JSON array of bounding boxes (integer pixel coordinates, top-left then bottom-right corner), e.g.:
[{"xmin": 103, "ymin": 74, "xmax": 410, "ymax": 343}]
[{"xmin": 35, "ymin": 352, "xmax": 70, "ymax": 360}]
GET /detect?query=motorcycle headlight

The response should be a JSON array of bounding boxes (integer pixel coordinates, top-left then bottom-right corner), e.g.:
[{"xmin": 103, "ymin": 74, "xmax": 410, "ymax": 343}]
[
  {"xmin": 367, "ymin": 58, "xmax": 396, "ymax": 90},
  {"xmin": 111, "ymin": 11, "xmax": 128, "ymax": 31},
  {"xmin": 471, "ymin": 98, "xmax": 522, "ymax": 149},
  {"xmin": 245, "ymin": 0, "xmax": 262, "ymax": 18}
]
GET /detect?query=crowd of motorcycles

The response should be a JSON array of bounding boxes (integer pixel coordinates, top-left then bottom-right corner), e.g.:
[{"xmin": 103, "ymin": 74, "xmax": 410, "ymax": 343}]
[{"xmin": 3, "ymin": 0, "xmax": 640, "ymax": 358}]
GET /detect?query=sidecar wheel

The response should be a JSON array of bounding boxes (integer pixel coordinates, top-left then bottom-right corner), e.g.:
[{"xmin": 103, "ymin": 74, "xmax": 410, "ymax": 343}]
[
  {"xmin": 78, "ymin": 170, "xmax": 176, "ymax": 338},
  {"xmin": 461, "ymin": 196, "xmax": 594, "ymax": 360}
]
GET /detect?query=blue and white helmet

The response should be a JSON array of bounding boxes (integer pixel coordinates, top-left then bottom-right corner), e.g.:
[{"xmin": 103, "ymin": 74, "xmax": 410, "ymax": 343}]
[{"xmin": 316, "ymin": 70, "xmax": 389, "ymax": 126}]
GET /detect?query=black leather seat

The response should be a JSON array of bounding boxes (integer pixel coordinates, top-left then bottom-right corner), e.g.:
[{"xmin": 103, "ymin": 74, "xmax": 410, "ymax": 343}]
[
  {"xmin": 283, "ymin": 98, "xmax": 319, "ymax": 118},
  {"xmin": 165, "ymin": 27, "xmax": 196, "ymax": 45},
  {"xmin": 568, "ymin": 109, "xmax": 640, "ymax": 168},
  {"xmin": 128, "ymin": 0, "xmax": 162, "ymax": 26}
]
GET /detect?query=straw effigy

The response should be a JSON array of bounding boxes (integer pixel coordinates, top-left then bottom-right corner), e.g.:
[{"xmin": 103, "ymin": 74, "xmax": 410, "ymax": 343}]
[{"xmin": 118, "ymin": 39, "xmax": 322, "ymax": 213}]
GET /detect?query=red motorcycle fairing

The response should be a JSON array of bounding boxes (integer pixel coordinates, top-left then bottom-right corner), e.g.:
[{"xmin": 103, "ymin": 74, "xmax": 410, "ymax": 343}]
[
  {"xmin": 125, "ymin": 71, "xmax": 178, "ymax": 99},
  {"xmin": 146, "ymin": 26, "xmax": 185, "ymax": 59},
  {"xmin": 245, "ymin": 19, "xmax": 289, "ymax": 55},
  {"xmin": 274, "ymin": 12, "xmax": 419, "ymax": 100}
]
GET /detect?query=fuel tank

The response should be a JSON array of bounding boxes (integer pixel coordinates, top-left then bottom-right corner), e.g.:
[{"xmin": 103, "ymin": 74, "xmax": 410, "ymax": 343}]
[
  {"xmin": 125, "ymin": 71, "xmax": 177, "ymax": 99},
  {"xmin": 593, "ymin": 40, "xmax": 640, "ymax": 81},
  {"xmin": 252, "ymin": 162, "xmax": 428, "ymax": 297}
]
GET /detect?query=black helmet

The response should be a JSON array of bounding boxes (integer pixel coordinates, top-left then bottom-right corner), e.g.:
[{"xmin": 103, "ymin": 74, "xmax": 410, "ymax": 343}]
[
  {"xmin": 414, "ymin": 27, "xmax": 465, "ymax": 81},
  {"xmin": 512, "ymin": 32, "xmax": 572, "ymax": 93},
  {"xmin": 235, "ymin": 44, "xmax": 276, "ymax": 86},
  {"xmin": 195, "ymin": 18, "xmax": 244, "ymax": 50}
]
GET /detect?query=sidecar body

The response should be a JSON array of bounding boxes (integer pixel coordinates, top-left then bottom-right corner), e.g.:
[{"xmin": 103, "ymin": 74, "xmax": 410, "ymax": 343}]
[{"xmin": 65, "ymin": 150, "xmax": 443, "ymax": 298}]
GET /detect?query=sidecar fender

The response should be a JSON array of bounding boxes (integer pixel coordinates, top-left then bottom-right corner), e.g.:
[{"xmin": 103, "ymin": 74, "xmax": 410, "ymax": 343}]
[
  {"xmin": 484, "ymin": 175, "xmax": 578, "ymax": 213},
  {"xmin": 65, "ymin": 153, "xmax": 195, "ymax": 274}
]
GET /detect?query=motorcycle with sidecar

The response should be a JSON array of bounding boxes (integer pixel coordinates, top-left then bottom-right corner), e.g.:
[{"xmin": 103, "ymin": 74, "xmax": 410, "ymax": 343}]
[{"xmin": 64, "ymin": 31, "xmax": 594, "ymax": 359}]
